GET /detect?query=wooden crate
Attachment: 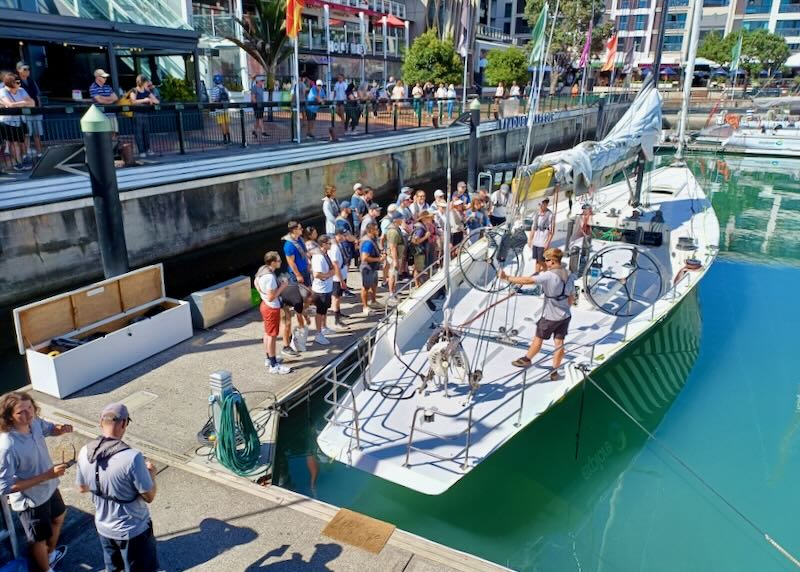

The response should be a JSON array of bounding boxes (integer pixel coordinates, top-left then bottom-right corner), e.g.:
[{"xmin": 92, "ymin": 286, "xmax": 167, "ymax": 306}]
[{"xmin": 188, "ymin": 276, "xmax": 252, "ymax": 329}]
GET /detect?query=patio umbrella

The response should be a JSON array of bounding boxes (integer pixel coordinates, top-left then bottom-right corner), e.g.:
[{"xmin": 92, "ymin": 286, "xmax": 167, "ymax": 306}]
[
  {"xmin": 661, "ymin": 67, "xmax": 677, "ymax": 76},
  {"xmin": 711, "ymin": 69, "xmax": 728, "ymax": 77}
]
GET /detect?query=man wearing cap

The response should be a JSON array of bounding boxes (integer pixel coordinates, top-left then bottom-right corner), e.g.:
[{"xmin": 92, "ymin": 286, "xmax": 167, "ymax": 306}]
[
  {"xmin": 210, "ymin": 74, "xmax": 232, "ymax": 144},
  {"xmin": 490, "ymin": 183, "xmax": 512, "ymax": 226},
  {"xmin": 89, "ymin": 69, "xmax": 119, "ymax": 136},
  {"xmin": 17, "ymin": 62, "xmax": 43, "ymax": 157},
  {"xmin": 410, "ymin": 211, "xmax": 433, "ymax": 287},
  {"xmin": 383, "ymin": 211, "xmax": 405, "ymax": 301},
  {"xmin": 250, "ymin": 76, "xmax": 269, "ymax": 140},
  {"xmin": 330, "ymin": 228, "xmax": 350, "ymax": 327},
  {"xmin": 310, "ymin": 234, "xmax": 337, "ymax": 345},
  {"xmin": 453, "ymin": 181, "xmax": 470, "ymax": 204},
  {"xmin": 396, "ymin": 192, "xmax": 413, "ymax": 221},
  {"xmin": 333, "ymin": 74, "xmax": 348, "ymax": 124},
  {"xmin": 360, "ymin": 202, "xmax": 382, "ymax": 238},
  {"xmin": 359, "ymin": 222, "xmax": 383, "ymax": 317},
  {"xmin": 409, "ymin": 190, "xmax": 429, "ymax": 219},
  {"xmin": 350, "ymin": 183, "xmax": 367, "ymax": 237},
  {"xmin": 304, "ymin": 79, "xmax": 322, "ymax": 139},
  {"xmin": 528, "ymin": 198, "xmax": 554, "ymax": 273},
  {"xmin": 0, "ymin": 391, "xmax": 72, "ymax": 572},
  {"xmin": 283, "ymin": 221, "xmax": 311, "ymax": 285},
  {"xmin": 76, "ymin": 403, "xmax": 159, "ymax": 572},
  {"xmin": 429, "ymin": 189, "xmax": 445, "ymax": 212}
]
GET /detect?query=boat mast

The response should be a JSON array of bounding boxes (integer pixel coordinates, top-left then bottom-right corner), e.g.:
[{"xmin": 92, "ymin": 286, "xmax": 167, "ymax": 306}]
[
  {"xmin": 632, "ymin": 0, "xmax": 670, "ymax": 206},
  {"xmin": 443, "ymin": 139, "xmax": 453, "ymax": 330},
  {"xmin": 674, "ymin": 0, "xmax": 702, "ymax": 163}
]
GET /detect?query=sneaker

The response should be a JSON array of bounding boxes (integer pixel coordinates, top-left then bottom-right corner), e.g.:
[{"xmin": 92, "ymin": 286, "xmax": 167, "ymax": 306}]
[
  {"xmin": 264, "ymin": 357, "xmax": 284, "ymax": 367},
  {"xmin": 50, "ymin": 545, "xmax": 67, "ymax": 568},
  {"xmin": 314, "ymin": 333, "xmax": 330, "ymax": 346},
  {"xmin": 281, "ymin": 347, "xmax": 300, "ymax": 358},
  {"xmin": 342, "ymin": 289, "xmax": 355, "ymax": 298},
  {"xmin": 147, "ymin": 151, "xmax": 157, "ymax": 157},
  {"xmin": 13, "ymin": 163, "xmax": 25, "ymax": 172},
  {"xmin": 359, "ymin": 309, "xmax": 371, "ymax": 318},
  {"xmin": 321, "ymin": 326, "xmax": 335, "ymax": 336},
  {"xmin": 387, "ymin": 295, "xmax": 399, "ymax": 305},
  {"xmin": 269, "ymin": 364, "xmax": 292, "ymax": 375}
]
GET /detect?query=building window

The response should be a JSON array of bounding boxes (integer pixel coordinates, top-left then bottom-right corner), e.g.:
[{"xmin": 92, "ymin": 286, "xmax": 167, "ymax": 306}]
[
  {"xmin": 703, "ymin": 0, "xmax": 729, "ymax": 6},
  {"xmin": 669, "ymin": 0, "xmax": 690, "ymax": 7},
  {"xmin": 632, "ymin": 36, "xmax": 645, "ymax": 51},
  {"xmin": 516, "ymin": 0, "xmax": 525, "ymax": 13},
  {"xmin": 503, "ymin": 21, "xmax": 511, "ymax": 33},
  {"xmin": 619, "ymin": 0, "xmax": 649, "ymax": 8},
  {"xmin": 516, "ymin": 16, "xmax": 530, "ymax": 33},
  {"xmin": 780, "ymin": 0, "xmax": 800, "ymax": 12},
  {"xmin": 745, "ymin": 0, "xmax": 772, "ymax": 13},
  {"xmin": 776, "ymin": 20, "xmax": 800, "ymax": 35},
  {"xmin": 789, "ymin": 43, "xmax": 800, "ymax": 49},
  {"xmin": 664, "ymin": 13, "xmax": 686, "ymax": 29},
  {"xmin": 504, "ymin": 2, "xmax": 512, "ymax": 17},
  {"xmin": 742, "ymin": 19, "xmax": 769, "ymax": 29},
  {"xmin": 663, "ymin": 34, "xmax": 683, "ymax": 50},
  {"xmin": 618, "ymin": 15, "xmax": 648, "ymax": 29}
]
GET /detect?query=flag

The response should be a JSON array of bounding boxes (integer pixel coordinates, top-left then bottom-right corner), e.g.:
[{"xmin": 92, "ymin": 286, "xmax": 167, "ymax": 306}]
[
  {"xmin": 730, "ymin": 33, "xmax": 742, "ymax": 74},
  {"xmin": 601, "ymin": 34, "xmax": 618, "ymax": 72},
  {"xmin": 286, "ymin": 0, "xmax": 304, "ymax": 40},
  {"xmin": 528, "ymin": 2, "xmax": 549, "ymax": 66},
  {"xmin": 456, "ymin": 0, "xmax": 471, "ymax": 58},
  {"xmin": 623, "ymin": 37, "xmax": 635, "ymax": 74},
  {"xmin": 578, "ymin": 24, "xmax": 592, "ymax": 69}
]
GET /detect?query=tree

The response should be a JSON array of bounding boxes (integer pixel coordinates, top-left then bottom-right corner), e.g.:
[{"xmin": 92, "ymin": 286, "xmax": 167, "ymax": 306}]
[
  {"xmin": 485, "ymin": 47, "xmax": 529, "ymax": 87},
  {"xmin": 524, "ymin": 0, "xmax": 610, "ymax": 94},
  {"xmin": 698, "ymin": 29, "xmax": 789, "ymax": 79},
  {"xmin": 226, "ymin": 0, "xmax": 292, "ymax": 89},
  {"xmin": 402, "ymin": 28, "xmax": 462, "ymax": 86}
]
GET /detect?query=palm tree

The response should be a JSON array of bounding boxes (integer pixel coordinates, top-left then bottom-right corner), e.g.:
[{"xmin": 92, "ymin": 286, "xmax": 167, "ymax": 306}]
[{"xmin": 226, "ymin": 0, "xmax": 293, "ymax": 110}]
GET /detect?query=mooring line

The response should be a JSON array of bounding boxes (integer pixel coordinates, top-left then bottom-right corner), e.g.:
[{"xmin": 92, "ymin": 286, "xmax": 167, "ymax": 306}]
[{"xmin": 579, "ymin": 367, "xmax": 800, "ymax": 569}]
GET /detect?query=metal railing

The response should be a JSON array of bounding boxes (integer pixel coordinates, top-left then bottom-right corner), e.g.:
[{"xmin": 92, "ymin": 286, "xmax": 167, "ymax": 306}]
[
  {"xmin": 192, "ymin": 13, "xmax": 237, "ymax": 38},
  {"xmin": 403, "ymin": 404, "xmax": 475, "ymax": 471},
  {"xmin": 475, "ymin": 24, "xmax": 517, "ymax": 44},
  {"xmin": 323, "ymin": 357, "xmax": 365, "ymax": 450}
]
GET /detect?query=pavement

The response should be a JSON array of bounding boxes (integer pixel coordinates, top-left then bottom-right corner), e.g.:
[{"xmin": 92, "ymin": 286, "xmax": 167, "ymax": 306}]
[{"xmin": 11, "ymin": 274, "xmax": 507, "ymax": 571}]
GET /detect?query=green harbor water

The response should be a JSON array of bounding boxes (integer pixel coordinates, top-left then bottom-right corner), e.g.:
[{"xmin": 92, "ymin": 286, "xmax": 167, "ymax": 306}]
[{"xmin": 273, "ymin": 152, "xmax": 800, "ymax": 571}]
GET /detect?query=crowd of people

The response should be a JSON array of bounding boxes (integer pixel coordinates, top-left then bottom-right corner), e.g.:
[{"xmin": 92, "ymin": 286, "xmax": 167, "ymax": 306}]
[{"xmin": 251, "ymin": 178, "xmax": 554, "ymax": 376}]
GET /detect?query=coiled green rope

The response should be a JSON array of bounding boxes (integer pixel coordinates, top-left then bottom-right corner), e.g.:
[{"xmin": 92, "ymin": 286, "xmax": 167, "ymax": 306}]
[{"xmin": 215, "ymin": 392, "xmax": 262, "ymax": 476}]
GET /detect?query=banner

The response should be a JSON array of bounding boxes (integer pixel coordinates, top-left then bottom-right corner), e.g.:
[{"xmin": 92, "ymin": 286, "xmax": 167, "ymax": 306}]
[
  {"xmin": 286, "ymin": 0, "xmax": 304, "ymax": 40},
  {"xmin": 623, "ymin": 37, "xmax": 634, "ymax": 74},
  {"xmin": 456, "ymin": 0, "xmax": 471, "ymax": 58},
  {"xmin": 528, "ymin": 3, "xmax": 549, "ymax": 66},
  {"xmin": 731, "ymin": 33, "xmax": 742, "ymax": 74},
  {"xmin": 601, "ymin": 34, "xmax": 617, "ymax": 72},
  {"xmin": 578, "ymin": 24, "xmax": 592, "ymax": 69}
]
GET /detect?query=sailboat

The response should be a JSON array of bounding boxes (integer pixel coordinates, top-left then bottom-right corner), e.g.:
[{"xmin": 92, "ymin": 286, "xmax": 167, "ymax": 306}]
[
  {"xmin": 316, "ymin": 1, "xmax": 719, "ymax": 495},
  {"xmin": 695, "ymin": 99, "xmax": 800, "ymax": 155}
]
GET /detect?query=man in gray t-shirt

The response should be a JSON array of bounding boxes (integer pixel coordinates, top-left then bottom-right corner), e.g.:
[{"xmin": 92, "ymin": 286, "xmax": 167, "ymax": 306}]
[
  {"xmin": 76, "ymin": 402, "xmax": 158, "ymax": 572},
  {"xmin": 0, "ymin": 391, "xmax": 73, "ymax": 572},
  {"xmin": 500, "ymin": 247, "xmax": 575, "ymax": 380}
]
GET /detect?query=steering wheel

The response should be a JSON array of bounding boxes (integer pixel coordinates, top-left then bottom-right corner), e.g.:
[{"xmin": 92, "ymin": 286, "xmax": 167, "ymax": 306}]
[
  {"xmin": 583, "ymin": 244, "xmax": 665, "ymax": 317},
  {"xmin": 456, "ymin": 228, "xmax": 523, "ymax": 293}
]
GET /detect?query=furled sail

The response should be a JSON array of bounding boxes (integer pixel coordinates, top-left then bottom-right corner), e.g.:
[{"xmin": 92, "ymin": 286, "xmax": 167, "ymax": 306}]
[{"xmin": 521, "ymin": 80, "xmax": 663, "ymax": 196}]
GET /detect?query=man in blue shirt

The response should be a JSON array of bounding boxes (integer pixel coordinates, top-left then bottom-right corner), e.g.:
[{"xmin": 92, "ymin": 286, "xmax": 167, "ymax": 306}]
[
  {"xmin": 283, "ymin": 221, "xmax": 310, "ymax": 285},
  {"xmin": 359, "ymin": 222, "xmax": 383, "ymax": 317},
  {"xmin": 334, "ymin": 202, "xmax": 357, "ymax": 266},
  {"xmin": 89, "ymin": 69, "xmax": 119, "ymax": 135},
  {"xmin": 350, "ymin": 183, "xmax": 367, "ymax": 236},
  {"xmin": 304, "ymin": 79, "xmax": 322, "ymax": 139}
]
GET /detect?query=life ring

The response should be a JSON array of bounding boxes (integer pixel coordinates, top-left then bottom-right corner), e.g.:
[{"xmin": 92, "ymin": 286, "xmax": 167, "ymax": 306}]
[{"xmin": 725, "ymin": 113, "xmax": 740, "ymax": 129}]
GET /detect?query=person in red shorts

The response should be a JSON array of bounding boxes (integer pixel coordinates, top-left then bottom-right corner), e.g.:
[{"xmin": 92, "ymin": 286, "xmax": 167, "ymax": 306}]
[{"xmin": 254, "ymin": 251, "xmax": 291, "ymax": 375}]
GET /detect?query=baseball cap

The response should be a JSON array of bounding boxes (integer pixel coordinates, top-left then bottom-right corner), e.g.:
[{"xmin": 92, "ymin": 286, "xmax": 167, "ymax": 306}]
[
  {"xmin": 353, "ymin": 183, "xmax": 363, "ymax": 192},
  {"xmin": 400, "ymin": 186, "xmax": 413, "ymax": 195},
  {"xmin": 433, "ymin": 189, "xmax": 445, "ymax": 198},
  {"xmin": 340, "ymin": 200, "xmax": 351, "ymax": 209},
  {"xmin": 453, "ymin": 199, "xmax": 464, "ymax": 206},
  {"xmin": 390, "ymin": 211, "xmax": 404, "ymax": 220},
  {"xmin": 318, "ymin": 234, "xmax": 331, "ymax": 244},
  {"xmin": 255, "ymin": 75, "xmax": 265, "ymax": 82},
  {"xmin": 100, "ymin": 402, "xmax": 131, "ymax": 422},
  {"xmin": 387, "ymin": 203, "xmax": 398, "ymax": 213},
  {"xmin": 213, "ymin": 74, "xmax": 224, "ymax": 84},
  {"xmin": 316, "ymin": 79, "xmax": 323, "ymax": 85},
  {"xmin": 435, "ymin": 199, "xmax": 447, "ymax": 208},
  {"xmin": 418, "ymin": 210, "xmax": 433, "ymax": 219},
  {"xmin": 368, "ymin": 202, "xmax": 381, "ymax": 210},
  {"xmin": 334, "ymin": 227, "xmax": 347, "ymax": 235},
  {"xmin": 16, "ymin": 61, "xmax": 30, "ymax": 71},
  {"xmin": 398, "ymin": 193, "xmax": 411, "ymax": 202},
  {"xmin": 500, "ymin": 183, "xmax": 511, "ymax": 192},
  {"xmin": 94, "ymin": 68, "xmax": 110, "ymax": 78},
  {"xmin": 540, "ymin": 198, "xmax": 550, "ymax": 204}
]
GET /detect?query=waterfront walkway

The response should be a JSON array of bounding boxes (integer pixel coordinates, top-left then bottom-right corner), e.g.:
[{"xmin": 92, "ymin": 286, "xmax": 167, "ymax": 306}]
[{"xmin": 20, "ymin": 274, "xmax": 508, "ymax": 571}]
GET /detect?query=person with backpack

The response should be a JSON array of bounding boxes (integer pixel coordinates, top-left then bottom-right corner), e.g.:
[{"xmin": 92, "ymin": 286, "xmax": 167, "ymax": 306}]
[
  {"xmin": 76, "ymin": 403, "xmax": 159, "ymax": 572},
  {"xmin": 499, "ymin": 248, "xmax": 576, "ymax": 380},
  {"xmin": 210, "ymin": 74, "xmax": 232, "ymax": 144},
  {"xmin": 254, "ymin": 251, "xmax": 293, "ymax": 374}
]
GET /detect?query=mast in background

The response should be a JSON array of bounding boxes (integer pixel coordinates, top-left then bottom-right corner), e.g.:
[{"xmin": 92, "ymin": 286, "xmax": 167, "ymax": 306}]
[{"xmin": 675, "ymin": 0, "xmax": 702, "ymax": 162}]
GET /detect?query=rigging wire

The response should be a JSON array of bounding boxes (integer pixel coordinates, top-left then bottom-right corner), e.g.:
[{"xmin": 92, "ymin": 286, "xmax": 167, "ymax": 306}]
[{"xmin": 579, "ymin": 367, "xmax": 800, "ymax": 569}]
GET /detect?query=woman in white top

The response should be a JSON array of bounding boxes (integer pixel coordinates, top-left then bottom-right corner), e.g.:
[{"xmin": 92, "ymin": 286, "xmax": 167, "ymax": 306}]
[
  {"xmin": 446, "ymin": 84, "xmax": 457, "ymax": 118},
  {"xmin": 411, "ymin": 82, "xmax": 424, "ymax": 115},
  {"xmin": 0, "ymin": 73, "xmax": 35, "ymax": 171},
  {"xmin": 509, "ymin": 80, "xmax": 521, "ymax": 98},
  {"xmin": 322, "ymin": 185, "xmax": 339, "ymax": 235},
  {"xmin": 255, "ymin": 251, "xmax": 291, "ymax": 374},
  {"xmin": 494, "ymin": 81, "xmax": 505, "ymax": 117},
  {"xmin": 435, "ymin": 83, "xmax": 447, "ymax": 117},
  {"xmin": 310, "ymin": 234, "xmax": 337, "ymax": 346},
  {"xmin": 391, "ymin": 80, "xmax": 405, "ymax": 112}
]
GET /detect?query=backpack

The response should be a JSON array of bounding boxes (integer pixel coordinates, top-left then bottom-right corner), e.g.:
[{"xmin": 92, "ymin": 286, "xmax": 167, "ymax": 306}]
[{"xmin": 218, "ymin": 87, "xmax": 230, "ymax": 102}]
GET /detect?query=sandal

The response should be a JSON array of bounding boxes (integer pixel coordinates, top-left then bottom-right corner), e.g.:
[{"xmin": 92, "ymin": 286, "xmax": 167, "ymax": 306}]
[
  {"xmin": 549, "ymin": 370, "xmax": 560, "ymax": 381},
  {"xmin": 512, "ymin": 356, "xmax": 532, "ymax": 368}
]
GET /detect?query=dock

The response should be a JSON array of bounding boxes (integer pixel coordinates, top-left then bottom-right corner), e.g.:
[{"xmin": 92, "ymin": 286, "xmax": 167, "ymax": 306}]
[{"xmin": 22, "ymin": 274, "xmax": 509, "ymax": 571}]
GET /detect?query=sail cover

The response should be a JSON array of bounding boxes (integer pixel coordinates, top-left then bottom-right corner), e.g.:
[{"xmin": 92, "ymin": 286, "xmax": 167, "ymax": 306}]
[{"xmin": 522, "ymin": 80, "xmax": 663, "ymax": 195}]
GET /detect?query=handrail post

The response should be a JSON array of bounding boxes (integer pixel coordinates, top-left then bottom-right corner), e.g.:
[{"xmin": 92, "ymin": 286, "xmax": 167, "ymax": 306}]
[
  {"xmin": 239, "ymin": 107, "xmax": 247, "ymax": 148},
  {"xmin": 393, "ymin": 105, "xmax": 398, "ymax": 130},
  {"xmin": 404, "ymin": 408, "xmax": 421, "ymax": 467},
  {"xmin": 175, "ymin": 106, "xmax": 186, "ymax": 155},
  {"xmin": 514, "ymin": 370, "xmax": 527, "ymax": 427}
]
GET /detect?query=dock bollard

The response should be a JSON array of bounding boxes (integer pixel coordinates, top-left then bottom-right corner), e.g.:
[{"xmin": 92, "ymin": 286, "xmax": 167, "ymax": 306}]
[
  {"xmin": 209, "ymin": 370, "xmax": 234, "ymax": 436},
  {"xmin": 80, "ymin": 105, "xmax": 130, "ymax": 278}
]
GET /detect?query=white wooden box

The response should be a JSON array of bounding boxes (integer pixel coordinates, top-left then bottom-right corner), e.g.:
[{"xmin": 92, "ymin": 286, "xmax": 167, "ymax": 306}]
[
  {"xmin": 13, "ymin": 264, "xmax": 193, "ymax": 399},
  {"xmin": 188, "ymin": 275, "xmax": 252, "ymax": 329}
]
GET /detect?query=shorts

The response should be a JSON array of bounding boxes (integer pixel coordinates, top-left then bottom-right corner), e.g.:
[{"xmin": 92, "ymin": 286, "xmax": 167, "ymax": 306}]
[
  {"xmin": 305, "ymin": 109, "xmax": 318, "ymax": 120},
  {"xmin": 259, "ymin": 302, "xmax": 281, "ymax": 337},
  {"xmin": 312, "ymin": 291, "xmax": 332, "ymax": 315},
  {"xmin": 489, "ymin": 215, "xmax": 506, "ymax": 226},
  {"xmin": 451, "ymin": 231, "xmax": 464, "ymax": 247},
  {"xmin": 413, "ymin": 253, "xmax": 426, "ymax": 273},
  {"xmin": 332, "ymin": 281, "xmax": 343, "ymax": 297},
  {"xmin": 535, "ymin": 316, "xmax": 571, "ymax": 340},
  {"xmin": 23, "ymin": 115, "xmax": 44, "ymax": 137},
  {"xmin": 19, "ymin": 489, "xmax": 66, "ymax": 543},
  {"xmin": 0, "ymin": 123, "xmax": 26, "ymax": 143},
  {"xmin": 99, "ymin": 520, "xmax": 159, "ymax": 572},
  {"xmin": 214, "ymin": 111, "xmax": 230, "ymax": 126},
  {"xmin": 361, "ymin": 266, "xmax": 379, "ymax": 288},
  {"xmin": 531, "ymin": 245, "xmax": 546, "ymax": 263},
  {"xmin": 254, "ymin": 108, "xmax": 264, "ymax": 120}
]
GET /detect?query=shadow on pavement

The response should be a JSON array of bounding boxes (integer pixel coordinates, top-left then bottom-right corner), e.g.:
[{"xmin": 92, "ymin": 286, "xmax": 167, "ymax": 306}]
[{"xmin": 245, "ymin": 542, "xmax": 343, "ymax": 571}]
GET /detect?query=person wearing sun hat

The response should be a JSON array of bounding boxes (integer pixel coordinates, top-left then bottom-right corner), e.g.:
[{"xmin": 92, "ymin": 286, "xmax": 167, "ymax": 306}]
[{"xmin": 76, "ymin": 402, "xmax": 159, "ymax": 572}]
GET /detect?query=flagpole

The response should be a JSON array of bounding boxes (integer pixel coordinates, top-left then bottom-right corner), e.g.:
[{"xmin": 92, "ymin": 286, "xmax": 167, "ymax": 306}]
[
  {"xmin": 293, "ymin": 38, "xmax": 302, "ymax": 143},
  {"xmin": 462, "ymin": 54, "xmax": 469, "ymax": 110},
  {"xmin": 324, "ymin": 4, "xmax": 332, "ymax": 95}
]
